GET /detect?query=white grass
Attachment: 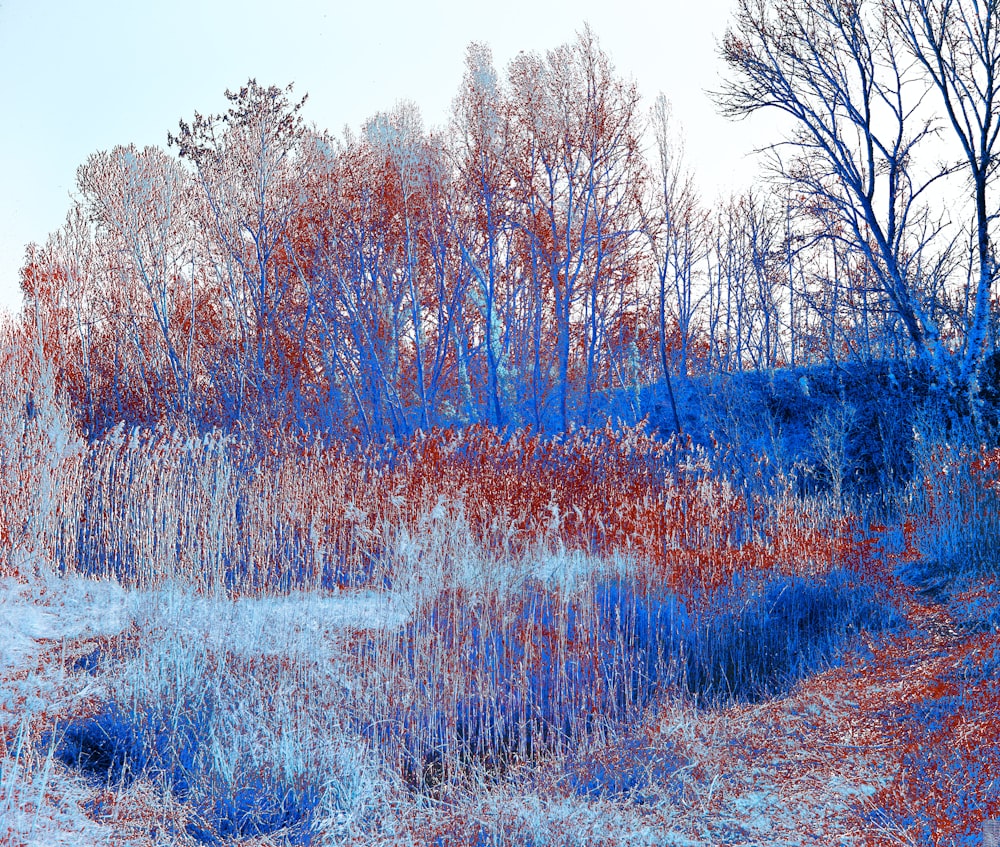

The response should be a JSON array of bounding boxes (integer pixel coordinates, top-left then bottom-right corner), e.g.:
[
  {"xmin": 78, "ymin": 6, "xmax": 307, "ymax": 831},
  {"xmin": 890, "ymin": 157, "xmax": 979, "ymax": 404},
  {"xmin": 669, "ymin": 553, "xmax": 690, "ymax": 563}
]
[{"xmin": 0, "ymin": 565, "xmax": 127, "ymax": 846}]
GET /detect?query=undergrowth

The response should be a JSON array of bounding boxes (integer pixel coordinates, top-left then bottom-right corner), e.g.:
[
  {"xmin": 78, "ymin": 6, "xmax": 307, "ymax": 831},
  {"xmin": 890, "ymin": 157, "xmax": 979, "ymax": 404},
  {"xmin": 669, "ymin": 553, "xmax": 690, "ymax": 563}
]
[
  {"xmin": 6, "ymin": 414, "xmax": 982, "ymax": 844},
  {"xmin": 54, "ymin": 702, "xmax": 319, "ymax": 845}
]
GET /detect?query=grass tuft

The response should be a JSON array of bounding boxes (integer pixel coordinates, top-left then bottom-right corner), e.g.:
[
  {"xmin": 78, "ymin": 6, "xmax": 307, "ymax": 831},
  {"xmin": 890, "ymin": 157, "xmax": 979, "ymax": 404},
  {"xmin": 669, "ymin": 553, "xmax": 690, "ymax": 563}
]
[{"xmin": 55, "ymin": 701, "xmax": 319, "ymax": 844}]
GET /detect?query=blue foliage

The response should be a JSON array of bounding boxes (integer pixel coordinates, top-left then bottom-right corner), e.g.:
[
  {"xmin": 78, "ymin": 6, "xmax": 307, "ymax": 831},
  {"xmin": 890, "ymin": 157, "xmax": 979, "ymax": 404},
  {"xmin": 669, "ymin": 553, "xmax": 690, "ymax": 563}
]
[
  {"xmin": 54, "ymin": 702, "xmax": 317, "ymax": 845},
  {"xmin": 563, "ymin": 737, "xmax": 685, "ymax": 804},
  {"xmin": 382, "ymin": 569, "xmax": 899, "ymax": 789},
  {"xmin": 56, "ymin": 702, "xmax": 154, "ymax": 785},
  {"xmin": 684, "ymin": 569, "xmax": 903, "ymax": 703},
  {"xmin": 200, "ymin": 778, "xmax": 318, "ymax": 846}
]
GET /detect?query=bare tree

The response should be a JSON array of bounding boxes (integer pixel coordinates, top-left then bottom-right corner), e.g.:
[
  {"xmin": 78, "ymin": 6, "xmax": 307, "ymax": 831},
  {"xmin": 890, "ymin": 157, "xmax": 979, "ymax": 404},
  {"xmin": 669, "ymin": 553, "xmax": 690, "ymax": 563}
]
[
  {"xmin": 645, "ymin": 96, "xmax": 701, "ymax": 431},
  {"xmin": 707, "ymin": 190, "xmax": 791, "ymax": 372},
  {"xmin": 169, "ymin": 80, "xmax": 309, "ymax": 424},
  {"xmin": 76, "ymin": 146, "xmax": 195, "ymax": 420},
  {"xmin": 892, "ymin": 0, "xmax": 1000, "ymax": 389},
  {"xmin": 450, "ymin": 43, "xmax": 517, "ymax": 427},
  {"xmin": 509, "ymin": 26, "xmax": 646, "ymax": 432},
  {"xmin": 718, "ymin": 0, "xmax": 961, "ymax": 385}
]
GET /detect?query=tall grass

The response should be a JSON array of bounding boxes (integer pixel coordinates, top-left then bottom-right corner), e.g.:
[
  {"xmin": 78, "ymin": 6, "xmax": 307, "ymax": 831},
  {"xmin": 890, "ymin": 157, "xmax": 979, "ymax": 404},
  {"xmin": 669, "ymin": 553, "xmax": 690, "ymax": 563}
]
[
  {"xmin": 906, "ymin": 417, "xmax": 1000, "ymax": 584},
  {"xmin": 69, "ymin": 428, "xmax": 390, "ymax": 593},
  {"xmin": 0, "ymin": 717, "xmax": 71, "ymax": 847},
  {"xmin": 0, "ymin": 373, "xmax": 913, "ymax": 843},
  {"xmin": 55, "ymin": 422, "xmax": 889, "ymax": 601},
  {"xmin": 0, "ymin": 319, "xmax": 84, "ymax": 576},
  {"xmin": 350, "ymin": 565, "xmax": 899, "ymax": 794},
  {"xmin": 56, "ymin": 540, "xmax": 893, "ymax": 842}
]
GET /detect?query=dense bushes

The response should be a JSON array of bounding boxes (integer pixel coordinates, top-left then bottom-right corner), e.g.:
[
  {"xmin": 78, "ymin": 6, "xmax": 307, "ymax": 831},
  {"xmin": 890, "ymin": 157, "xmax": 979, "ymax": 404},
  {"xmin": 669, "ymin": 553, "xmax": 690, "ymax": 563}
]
[{"xmin": 685, "ymin": 361, "xmax": 928, "ymax": 502}]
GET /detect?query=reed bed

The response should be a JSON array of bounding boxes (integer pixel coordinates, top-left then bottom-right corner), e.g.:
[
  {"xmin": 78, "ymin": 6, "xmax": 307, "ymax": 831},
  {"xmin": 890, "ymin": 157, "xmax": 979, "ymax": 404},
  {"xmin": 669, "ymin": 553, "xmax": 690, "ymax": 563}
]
[
  {"xmin": 0, "ymin": 322, "xmax": 85, "ymax": 576},
  {"xmin": 56, "ymin": 422, "xmax": 890, "ymax": 601},
  {"xmin": 0, "ymin": 403, "xmax": 926, "ymax": 844},
  {"xmin": 905, "ymin": 441, "xmax": 1000, "ymax": 583}
]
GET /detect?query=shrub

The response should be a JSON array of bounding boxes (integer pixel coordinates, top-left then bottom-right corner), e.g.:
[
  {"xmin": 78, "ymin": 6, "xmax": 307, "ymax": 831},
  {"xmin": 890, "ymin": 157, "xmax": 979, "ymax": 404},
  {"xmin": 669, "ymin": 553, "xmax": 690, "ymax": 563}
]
[
  {"xmin": 0, "ymin": 318, "xmax": 84, "ymax": 575},
  {"xmin": 58, "ymin": 422, "xmax": 863, "ymax": 597}
]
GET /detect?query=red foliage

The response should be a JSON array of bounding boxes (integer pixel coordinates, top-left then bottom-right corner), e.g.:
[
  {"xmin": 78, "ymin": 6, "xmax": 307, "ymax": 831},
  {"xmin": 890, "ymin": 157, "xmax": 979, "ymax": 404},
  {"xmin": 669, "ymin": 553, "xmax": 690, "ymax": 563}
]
[{"xmin": 225, "ymin": 424, "xmax": 890, "ymax": 608}]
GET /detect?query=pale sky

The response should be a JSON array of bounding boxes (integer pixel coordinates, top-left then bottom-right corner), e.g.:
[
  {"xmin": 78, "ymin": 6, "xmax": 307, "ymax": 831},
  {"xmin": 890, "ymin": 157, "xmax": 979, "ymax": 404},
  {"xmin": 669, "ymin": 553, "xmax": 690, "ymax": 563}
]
[{"xmin": 0, "ymin": 0, "xmax": 774, "ymax": 316}]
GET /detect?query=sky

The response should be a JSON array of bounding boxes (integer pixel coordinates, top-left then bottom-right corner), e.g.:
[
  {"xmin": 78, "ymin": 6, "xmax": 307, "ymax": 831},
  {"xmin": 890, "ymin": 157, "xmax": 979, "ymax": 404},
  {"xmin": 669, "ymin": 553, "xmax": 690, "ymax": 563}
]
[{"xmin": 0, "ymin": 0, "xmax": 775, "ymax": 317}]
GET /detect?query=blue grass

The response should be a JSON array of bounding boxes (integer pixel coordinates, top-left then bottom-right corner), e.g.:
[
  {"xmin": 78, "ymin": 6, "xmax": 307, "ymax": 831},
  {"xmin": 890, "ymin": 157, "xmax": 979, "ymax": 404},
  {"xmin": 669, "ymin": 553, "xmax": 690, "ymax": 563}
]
[
  {"xmin": 563, "ymin": 737, "xmax": 685, "ymax": 804},
  {"xmin": 592, "ymin": 578, "xmax": 691, "ymax": 711},
  {"xmin": 381, "ymin": 568, "xmax": 900, "ymax": 790},
  {"xmin": 591, "ymin": 569, "xmax": 899, "ymax": 706},
  {"xmin": 71, "ymin": 466, "xmax": 390, "ymax": 593},
  {"xmin": 71, "ymin": 647, "xmax": 104, "ymax": 675},
  {"xmin": 684, "ymin": 569, "xmax": 903, "ymax": 703},
  {"xmin": 384, "ymin": 582, "xmax": 584, "ymax": 785},
  {"xmin": 55, "ymin": 701, "xmax": 318, "ymax": 845}
]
